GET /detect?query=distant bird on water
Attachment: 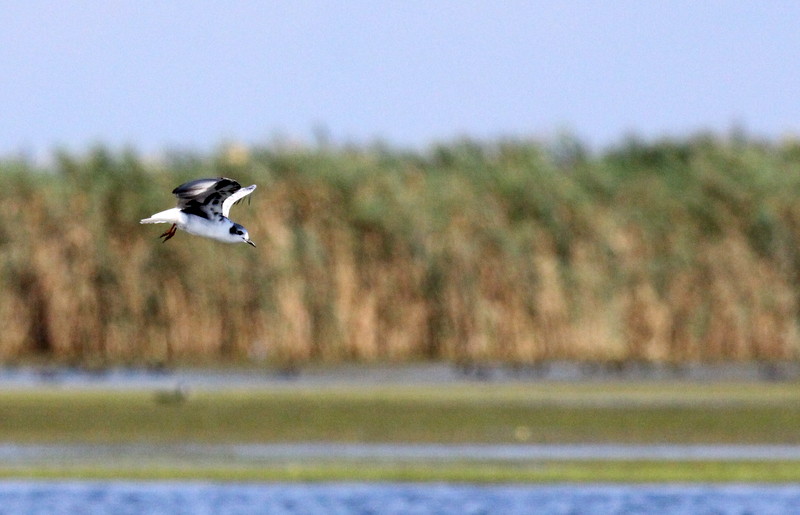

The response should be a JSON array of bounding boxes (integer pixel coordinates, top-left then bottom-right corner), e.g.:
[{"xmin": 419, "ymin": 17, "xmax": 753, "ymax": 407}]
[{"xmin": 140, "ymin": 177, "xmax": 257, "ymax": 246}]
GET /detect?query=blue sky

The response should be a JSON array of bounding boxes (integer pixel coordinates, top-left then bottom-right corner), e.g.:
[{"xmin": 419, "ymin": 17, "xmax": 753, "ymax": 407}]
[{"xmin": 2, "ymin": 1, "xmax": 799, "ymax": 157}]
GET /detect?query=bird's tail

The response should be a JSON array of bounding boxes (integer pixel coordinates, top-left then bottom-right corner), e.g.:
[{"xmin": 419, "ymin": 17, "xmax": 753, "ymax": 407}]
[{"xmin": 140, "ymin": 208, "xmax": 181, "ymax": 224}]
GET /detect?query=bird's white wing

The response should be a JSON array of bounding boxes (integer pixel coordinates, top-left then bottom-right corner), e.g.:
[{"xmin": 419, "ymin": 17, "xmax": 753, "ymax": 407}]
[{"xmin": 222, "ymin": 184, "xmax": 256, "ymax": 217}]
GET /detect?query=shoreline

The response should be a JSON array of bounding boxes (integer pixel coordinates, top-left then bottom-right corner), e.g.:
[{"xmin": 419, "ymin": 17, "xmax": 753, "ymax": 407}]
[{"xmin": 1, "ymin": 361, "xmax": 799, "ymax": 391}]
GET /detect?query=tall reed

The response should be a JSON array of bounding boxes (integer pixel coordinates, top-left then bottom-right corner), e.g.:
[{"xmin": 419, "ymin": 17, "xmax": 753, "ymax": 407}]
[{"xmin": 2, "ymin": 136, "xmax": 800, "ymax": 366}]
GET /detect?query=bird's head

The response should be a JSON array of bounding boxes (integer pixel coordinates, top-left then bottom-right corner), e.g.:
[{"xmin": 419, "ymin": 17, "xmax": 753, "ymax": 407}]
[{"xmin": 229, "ymin": 223, "xmax": 256, "ymax": 247}]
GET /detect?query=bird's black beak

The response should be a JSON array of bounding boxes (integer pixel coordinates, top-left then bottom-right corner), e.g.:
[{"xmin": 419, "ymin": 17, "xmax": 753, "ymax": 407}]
[{"xmin": 246, "ymin": 240, "xmax": 256, "ymax": 247}]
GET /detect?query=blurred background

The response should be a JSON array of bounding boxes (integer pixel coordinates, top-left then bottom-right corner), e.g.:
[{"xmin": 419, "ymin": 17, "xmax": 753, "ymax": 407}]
[{"xmin": 2, "ymin": 1, "xmax": 800, "ymax": 368}]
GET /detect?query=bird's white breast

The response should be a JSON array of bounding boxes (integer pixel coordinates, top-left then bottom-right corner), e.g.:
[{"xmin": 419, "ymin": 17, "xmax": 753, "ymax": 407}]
[{"xmin": 179, "ymin": 213, "xmax": 238, "ymax": 243}]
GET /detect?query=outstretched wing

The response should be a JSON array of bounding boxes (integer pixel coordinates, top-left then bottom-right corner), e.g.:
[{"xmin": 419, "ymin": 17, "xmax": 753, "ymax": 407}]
[
  {"xmin": 222, "ymin": 184, "xmax": 256, "ymax": 217},
  {"xmin": 172, "ymin": 177, "xmax": 243, "ymax": 220}
]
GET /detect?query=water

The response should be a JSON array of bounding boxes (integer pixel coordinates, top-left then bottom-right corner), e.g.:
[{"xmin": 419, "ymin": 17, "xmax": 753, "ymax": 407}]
[
  {"xmin": 0, "ymin": 482, "xmax": 799, "ymax": 514},
  {"xmin": 3, "ymin": 362, "xmax": 798, "ymax": 391}
]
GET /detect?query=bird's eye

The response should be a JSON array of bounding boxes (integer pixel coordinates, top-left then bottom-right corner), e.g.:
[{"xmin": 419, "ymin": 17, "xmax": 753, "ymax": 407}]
[{"xmin": 236, "ymin": 230, "xmax": 243, "ymax": 235}]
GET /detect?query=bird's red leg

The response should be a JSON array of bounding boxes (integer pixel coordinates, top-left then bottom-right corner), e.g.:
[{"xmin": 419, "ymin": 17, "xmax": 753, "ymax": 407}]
[
  {"xmin": 163, "ymin": 224, "xmax": 177, "ymax": 241},
  {"xmin": 159, "ymin": 224, "xmax": 177, "ymax": 242}
]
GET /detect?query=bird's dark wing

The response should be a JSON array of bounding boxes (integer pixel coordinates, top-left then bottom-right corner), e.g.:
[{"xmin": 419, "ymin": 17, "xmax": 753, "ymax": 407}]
[{"xmin": 173, "ymin": 177, "xmax": 242, "ymax": 220}]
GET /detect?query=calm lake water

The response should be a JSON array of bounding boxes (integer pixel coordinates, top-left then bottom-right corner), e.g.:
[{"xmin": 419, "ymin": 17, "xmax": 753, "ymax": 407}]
[{"xmin": 1, "ymin": 482, "xmax": 799, "ymax": 515}]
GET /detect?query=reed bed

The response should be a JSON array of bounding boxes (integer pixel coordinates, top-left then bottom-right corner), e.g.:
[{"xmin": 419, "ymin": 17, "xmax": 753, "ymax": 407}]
[{"xmin": 3, "ymin": 135, "xmax": 800, "ymax": 366}]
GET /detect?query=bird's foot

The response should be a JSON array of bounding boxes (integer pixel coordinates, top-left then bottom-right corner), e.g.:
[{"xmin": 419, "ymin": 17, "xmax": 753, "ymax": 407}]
[{"xmin": 159, "ymin": 224, "xmax": 177, "ymax": 242}]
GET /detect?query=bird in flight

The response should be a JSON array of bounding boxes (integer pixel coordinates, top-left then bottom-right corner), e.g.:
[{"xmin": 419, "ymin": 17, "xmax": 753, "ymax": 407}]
[{"xmin": 140, "ymin": 177, "xmax": 257, "ymax": 247}]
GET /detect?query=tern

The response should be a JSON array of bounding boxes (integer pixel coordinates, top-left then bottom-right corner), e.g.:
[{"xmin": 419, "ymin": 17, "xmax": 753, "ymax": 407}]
[{"xmin": 140, "ymin": 177, "xmax": 257, "ymax": 247}]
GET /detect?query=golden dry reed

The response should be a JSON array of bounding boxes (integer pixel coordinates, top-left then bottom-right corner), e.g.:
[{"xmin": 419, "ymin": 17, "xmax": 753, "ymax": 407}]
[{"xmin": 2, "ymin": 135, "xmax": 800, "ymax": 366}]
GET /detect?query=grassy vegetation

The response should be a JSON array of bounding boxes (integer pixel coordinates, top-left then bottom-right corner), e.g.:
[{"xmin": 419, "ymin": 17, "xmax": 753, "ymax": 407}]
[
  {"xmin": 2, "ymin": 383, "xmax": 800, "ymax": 444},
  {"xmin": 5, "ymin": 461, "xmax": 800, "ymax": 483},
  {"xmin": 2, "ymin": 382, "xmax": 800, "ymax": 482},
  {"xmin": 4, "ymin": 135, "xmax": 800, "ymax": 365}
]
